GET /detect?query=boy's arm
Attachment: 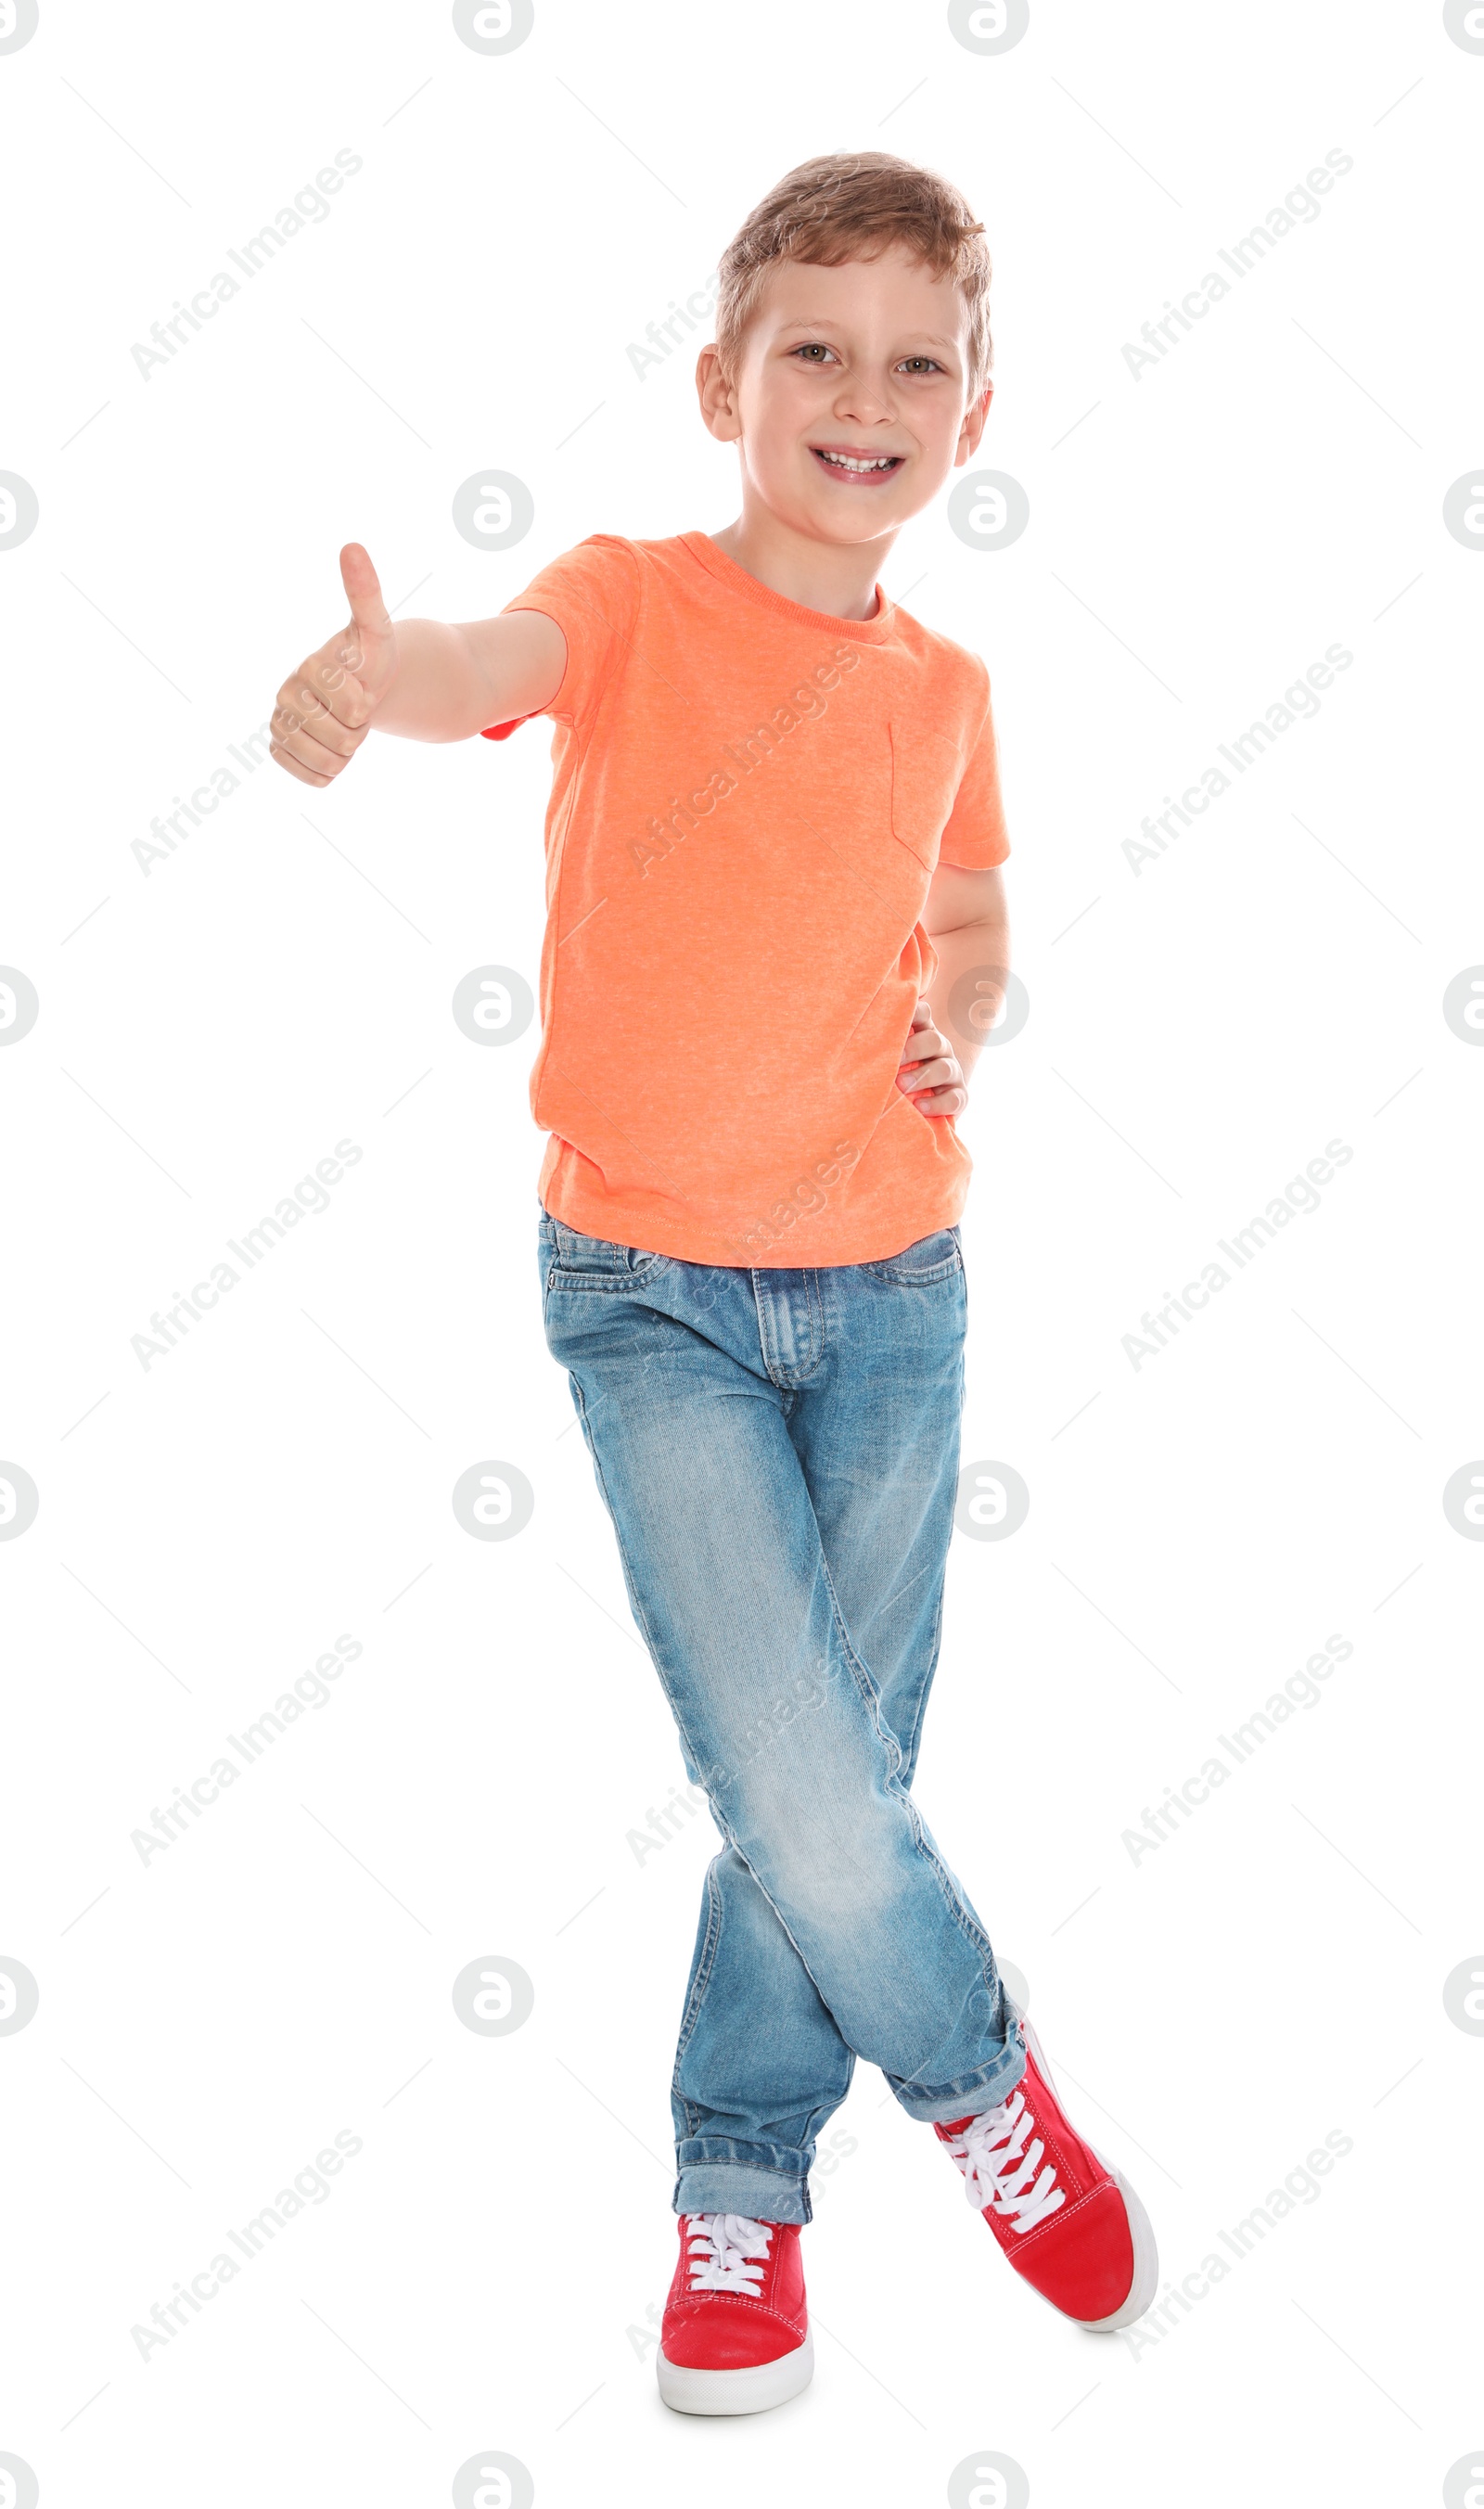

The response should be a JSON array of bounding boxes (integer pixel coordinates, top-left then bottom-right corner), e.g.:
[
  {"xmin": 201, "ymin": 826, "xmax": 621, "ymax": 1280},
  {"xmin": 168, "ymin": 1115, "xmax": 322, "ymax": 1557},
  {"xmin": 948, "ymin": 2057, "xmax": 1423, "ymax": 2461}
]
[
  {"xmin": 270, "ymin": 543, "xmax": 566, "ymax": 787},
  {"xmin": 895, "ymin": 862, "xmax": 1010, "ymax": 1115}
]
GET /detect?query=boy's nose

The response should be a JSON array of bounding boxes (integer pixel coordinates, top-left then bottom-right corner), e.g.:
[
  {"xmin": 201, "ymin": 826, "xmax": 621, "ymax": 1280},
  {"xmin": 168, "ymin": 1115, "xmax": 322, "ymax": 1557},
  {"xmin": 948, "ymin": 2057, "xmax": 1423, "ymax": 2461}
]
[{"xmin": 833, "ymin": 391, "xmax": 894, "ymax": 425}]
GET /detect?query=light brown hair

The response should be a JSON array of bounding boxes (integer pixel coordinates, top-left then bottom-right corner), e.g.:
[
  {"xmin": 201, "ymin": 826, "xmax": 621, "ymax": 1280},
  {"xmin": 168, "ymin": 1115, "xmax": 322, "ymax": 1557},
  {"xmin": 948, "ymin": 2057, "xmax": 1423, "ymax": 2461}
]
[{"xmin": 714, "ymin": 152, "xmax": 992, "ymax": 393}]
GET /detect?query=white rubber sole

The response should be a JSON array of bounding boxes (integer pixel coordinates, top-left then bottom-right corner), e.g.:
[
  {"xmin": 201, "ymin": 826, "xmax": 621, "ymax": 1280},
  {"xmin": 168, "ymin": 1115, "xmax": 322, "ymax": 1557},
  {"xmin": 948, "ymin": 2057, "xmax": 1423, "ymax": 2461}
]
[
  {"xmin": 1017, "ymin": 2015, "xmax": 1160, "ymax": 2333},
  {"xmin": 657, "ymin": 2326, "xmax": 814, "ymax": 2416}
]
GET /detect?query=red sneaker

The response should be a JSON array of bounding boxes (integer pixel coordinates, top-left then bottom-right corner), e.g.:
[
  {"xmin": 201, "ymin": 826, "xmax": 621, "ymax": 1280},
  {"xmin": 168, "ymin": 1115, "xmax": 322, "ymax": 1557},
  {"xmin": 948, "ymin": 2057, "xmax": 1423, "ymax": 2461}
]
[
  {"xmin": 935, "ymin": 2016, "xmax": 1158, "ymax": 2330},
  {"xmin": 657, "ymin": 2212, "xmax": 812, "ymax": 2414}
]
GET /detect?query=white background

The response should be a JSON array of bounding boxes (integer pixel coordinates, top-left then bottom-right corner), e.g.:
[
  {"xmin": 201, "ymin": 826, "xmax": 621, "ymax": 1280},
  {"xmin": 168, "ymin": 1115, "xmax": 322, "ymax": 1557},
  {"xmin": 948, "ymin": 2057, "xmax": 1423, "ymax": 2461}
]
[{"xmin": 2, "ymin": 2, "xmax": 1481, "ymax": 2503}]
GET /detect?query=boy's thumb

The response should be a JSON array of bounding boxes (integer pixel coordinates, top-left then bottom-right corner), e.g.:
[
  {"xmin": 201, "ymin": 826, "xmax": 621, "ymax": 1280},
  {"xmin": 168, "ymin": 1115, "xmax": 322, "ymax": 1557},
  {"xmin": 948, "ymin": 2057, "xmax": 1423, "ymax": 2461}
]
[{"xmin": 339, "ymin": 542, "xmax": 391, "ymax": 634}]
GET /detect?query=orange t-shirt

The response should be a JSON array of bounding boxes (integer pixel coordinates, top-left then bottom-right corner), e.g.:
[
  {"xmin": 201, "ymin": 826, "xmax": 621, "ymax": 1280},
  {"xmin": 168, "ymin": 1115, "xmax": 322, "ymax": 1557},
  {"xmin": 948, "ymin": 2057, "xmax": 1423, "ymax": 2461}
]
[{"xmin": 484, "ymin": 529, "xmax": 1009, "ymax": 1267}]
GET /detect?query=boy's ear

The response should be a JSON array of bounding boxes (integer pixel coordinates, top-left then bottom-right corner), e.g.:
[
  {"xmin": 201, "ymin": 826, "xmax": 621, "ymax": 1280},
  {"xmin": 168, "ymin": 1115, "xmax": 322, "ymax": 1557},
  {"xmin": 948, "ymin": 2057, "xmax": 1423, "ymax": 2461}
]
[
  {"xmin": 696, "ymin": 343, "xmax": 743, "ymax": 442},
  {"xmin": 956, "ymin": 383, "xmax": 994, "ymax": 466}
]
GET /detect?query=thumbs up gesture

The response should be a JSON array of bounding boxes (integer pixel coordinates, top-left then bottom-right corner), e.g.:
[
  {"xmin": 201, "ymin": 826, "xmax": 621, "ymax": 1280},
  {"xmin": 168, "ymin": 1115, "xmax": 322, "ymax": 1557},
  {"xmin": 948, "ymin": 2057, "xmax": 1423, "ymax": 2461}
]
[{"xmin": 270, "ymin": 544, "xmax": 398, "ymax": 786}]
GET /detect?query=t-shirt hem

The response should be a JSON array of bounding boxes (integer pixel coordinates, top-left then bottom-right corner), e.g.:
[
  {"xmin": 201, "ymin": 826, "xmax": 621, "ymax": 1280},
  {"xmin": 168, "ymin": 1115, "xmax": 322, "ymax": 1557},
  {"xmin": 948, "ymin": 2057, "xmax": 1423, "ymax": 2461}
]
[{"xmin": 540, "ymin": 1146, "xmax": 969, "ymax": 1270}]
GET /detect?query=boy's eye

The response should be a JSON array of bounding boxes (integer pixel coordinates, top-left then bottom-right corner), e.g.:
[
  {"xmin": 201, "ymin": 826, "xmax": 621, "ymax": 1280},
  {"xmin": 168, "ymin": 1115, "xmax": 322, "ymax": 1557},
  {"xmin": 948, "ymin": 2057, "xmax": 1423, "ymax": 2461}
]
[
  {"xmin": 792, "ymin": 342, "xmax": 838, "ymax": 364},
  {"xmin": 899, "ymin": 356, "xmax": 942, "ymax": 374}
]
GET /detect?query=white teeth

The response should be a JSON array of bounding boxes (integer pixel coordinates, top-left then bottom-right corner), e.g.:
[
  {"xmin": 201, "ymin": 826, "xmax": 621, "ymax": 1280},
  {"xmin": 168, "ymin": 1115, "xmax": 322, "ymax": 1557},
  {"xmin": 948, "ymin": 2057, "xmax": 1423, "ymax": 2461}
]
[{"xmin": 817, "ymin": 450, "xmax": 898, "ymax": 472}]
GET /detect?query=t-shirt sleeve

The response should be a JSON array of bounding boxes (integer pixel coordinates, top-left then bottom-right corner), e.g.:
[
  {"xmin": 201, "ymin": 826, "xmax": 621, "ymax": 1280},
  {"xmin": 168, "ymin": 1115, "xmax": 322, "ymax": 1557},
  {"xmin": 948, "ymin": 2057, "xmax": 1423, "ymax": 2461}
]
[
  {"xmin": 480, "ymin": 534, "xmax": 641, "ymax": 740},
  {"xmin": 937, "ymin": 665, "xmax": 1011, "ymax": 868}
]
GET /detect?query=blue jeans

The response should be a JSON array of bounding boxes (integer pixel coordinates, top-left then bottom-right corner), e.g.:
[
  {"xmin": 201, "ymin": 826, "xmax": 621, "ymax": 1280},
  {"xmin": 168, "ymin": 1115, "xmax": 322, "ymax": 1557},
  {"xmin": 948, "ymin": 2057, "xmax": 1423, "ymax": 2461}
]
[{"xmin": 538, "ymin": 1208, "xmax": 1025, "ymax": 2224}]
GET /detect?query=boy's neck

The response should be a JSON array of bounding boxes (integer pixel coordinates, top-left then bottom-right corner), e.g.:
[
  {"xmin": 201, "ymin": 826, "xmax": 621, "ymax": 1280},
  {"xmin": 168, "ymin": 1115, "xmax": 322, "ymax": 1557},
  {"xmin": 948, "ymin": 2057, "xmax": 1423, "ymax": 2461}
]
[{"xmin": 709, "ymin": 507, "xmax": 891, "ymax": 622}]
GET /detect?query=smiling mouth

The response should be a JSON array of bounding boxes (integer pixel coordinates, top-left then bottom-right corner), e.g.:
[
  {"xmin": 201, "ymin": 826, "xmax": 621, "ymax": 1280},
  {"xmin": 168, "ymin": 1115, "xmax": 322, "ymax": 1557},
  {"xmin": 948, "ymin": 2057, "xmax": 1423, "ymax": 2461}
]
[{"xmin": 810, "ymin": 447, "xmax": 904, "ymax": 483}]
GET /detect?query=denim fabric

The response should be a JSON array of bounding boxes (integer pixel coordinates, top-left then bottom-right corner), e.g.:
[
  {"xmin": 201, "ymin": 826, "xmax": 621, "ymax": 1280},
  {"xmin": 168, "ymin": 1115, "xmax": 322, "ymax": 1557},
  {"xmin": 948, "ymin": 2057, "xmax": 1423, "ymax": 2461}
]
[{"xmin": 538, "ymin": 1207, "xmax": 1024, "ymax": 2223}]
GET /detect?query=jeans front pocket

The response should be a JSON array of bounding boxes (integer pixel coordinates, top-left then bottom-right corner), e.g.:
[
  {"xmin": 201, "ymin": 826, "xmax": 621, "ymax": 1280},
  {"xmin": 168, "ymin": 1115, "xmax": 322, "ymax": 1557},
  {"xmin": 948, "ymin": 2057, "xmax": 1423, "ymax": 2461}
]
[
  {"xmin": 863, "ymin": 1226, "xmax": 964, "ymax": 1287},
  {"xmin": 544, "ymin": 1213, "xmax": 673, "ymax": 1292}
]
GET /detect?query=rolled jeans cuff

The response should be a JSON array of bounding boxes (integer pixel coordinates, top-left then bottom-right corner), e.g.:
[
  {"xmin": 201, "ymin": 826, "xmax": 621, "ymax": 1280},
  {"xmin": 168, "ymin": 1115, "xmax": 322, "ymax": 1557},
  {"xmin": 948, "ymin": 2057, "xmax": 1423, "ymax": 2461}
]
[
  {"xmin": 674, "ymin": 2137, "xmax": 813, "ymax": 2226},
  {"xmin": 889, "ymin": 2028, "xmax": 1027, "ymax": 2126}
]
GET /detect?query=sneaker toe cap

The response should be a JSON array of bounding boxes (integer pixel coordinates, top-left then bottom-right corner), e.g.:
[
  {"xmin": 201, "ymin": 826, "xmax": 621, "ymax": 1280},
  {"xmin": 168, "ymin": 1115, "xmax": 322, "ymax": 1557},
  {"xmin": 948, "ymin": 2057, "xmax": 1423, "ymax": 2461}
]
[
  {"xmin": 1012, "ymin": 2183, "xmax": 1135, "ymax": 2323},
  {"xmin": 661, "ymin": 2301, "xmax": 806, "ymax": 2372}
]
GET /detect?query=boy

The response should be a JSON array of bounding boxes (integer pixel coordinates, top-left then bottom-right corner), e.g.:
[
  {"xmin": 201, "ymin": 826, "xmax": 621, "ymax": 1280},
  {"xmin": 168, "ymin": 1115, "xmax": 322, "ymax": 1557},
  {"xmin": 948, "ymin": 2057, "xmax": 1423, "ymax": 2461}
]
[{"xmin": 270, "ymin": 151, "xmax": 1157, "ymax": 2415}]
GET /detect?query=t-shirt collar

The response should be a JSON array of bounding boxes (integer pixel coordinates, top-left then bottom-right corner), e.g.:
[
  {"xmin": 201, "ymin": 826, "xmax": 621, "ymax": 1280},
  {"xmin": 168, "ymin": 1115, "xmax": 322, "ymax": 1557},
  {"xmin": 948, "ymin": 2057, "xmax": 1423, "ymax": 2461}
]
[{"xmin": 680, "ymin": 531, "xmax": 897, "ymax": 643}]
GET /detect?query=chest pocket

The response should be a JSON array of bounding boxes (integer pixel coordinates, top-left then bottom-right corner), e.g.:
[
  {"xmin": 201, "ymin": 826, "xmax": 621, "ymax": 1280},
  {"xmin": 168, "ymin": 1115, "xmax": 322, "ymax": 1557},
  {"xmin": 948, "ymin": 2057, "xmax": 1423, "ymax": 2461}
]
[{"xmin": 889, "ymin": 717, "xmax": 969, "ymax": 869}]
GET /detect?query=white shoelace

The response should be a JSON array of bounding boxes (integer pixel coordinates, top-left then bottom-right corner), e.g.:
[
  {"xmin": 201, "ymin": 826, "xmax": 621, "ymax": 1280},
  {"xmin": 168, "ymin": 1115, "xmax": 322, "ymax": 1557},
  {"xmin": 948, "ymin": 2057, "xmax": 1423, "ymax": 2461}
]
[
  {"xmin": 943, "ymin": 2088, "xmax": 1066, "ymax": 2234},
  {"xmin": 684, "ymin": 2212, "xmax": 774, "ymax": 2295}
]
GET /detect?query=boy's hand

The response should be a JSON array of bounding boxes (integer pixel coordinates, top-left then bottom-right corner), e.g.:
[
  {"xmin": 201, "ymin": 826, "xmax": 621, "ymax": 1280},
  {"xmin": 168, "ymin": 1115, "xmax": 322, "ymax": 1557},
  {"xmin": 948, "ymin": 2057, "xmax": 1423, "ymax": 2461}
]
[
  {"xmin": 895, "ymin": 998, "xmax": 967, "ymax": 1117},
  {"xmin": 270, "ymin": 544, "xmax": 398, "ymax": 787}
]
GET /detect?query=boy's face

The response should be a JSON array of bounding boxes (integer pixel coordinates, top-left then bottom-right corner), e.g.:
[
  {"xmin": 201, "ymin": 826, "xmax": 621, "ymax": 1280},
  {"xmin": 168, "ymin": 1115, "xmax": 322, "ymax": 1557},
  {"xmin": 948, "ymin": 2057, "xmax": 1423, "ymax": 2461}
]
[{"xmin": 700, "ymin": 243, "xmax": 991, "ymax": 549}]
